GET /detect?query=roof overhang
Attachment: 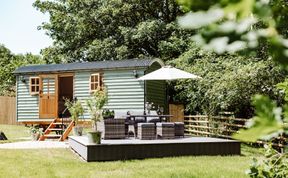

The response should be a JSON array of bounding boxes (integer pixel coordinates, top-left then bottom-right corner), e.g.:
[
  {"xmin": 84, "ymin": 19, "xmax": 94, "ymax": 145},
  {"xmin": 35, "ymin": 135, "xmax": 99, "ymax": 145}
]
[{"xmin": 14, "ymin": 58, "xmax": 164, "ymax": 75}]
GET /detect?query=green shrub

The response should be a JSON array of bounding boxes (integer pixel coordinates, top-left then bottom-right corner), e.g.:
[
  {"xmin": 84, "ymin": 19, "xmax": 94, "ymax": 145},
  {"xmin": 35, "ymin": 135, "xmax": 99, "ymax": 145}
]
[
  {"xmin": 64, "ymin": 99, "xmax": 84, "ymax": 125},
  {"xmin": 247, "ymin": 144, "xmax": 288, "ymax": 178},
  {"xmin": 170, "ymin": 43, "xmax": 285, "ymax": 118}
]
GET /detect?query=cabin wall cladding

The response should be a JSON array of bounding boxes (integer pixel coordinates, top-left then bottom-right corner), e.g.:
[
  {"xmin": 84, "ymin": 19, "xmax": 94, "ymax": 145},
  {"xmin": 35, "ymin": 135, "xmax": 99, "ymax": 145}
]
[
  {"xmin": 146, "ymin": 80, "xmax": 166, "ymax": 109},
  {"xmin": 16, "ymin": 75, "xmax": 39, "ymax": 121},
  {"xmin": 105, "ymin": 70, "xmax": 145, "ymax": 111},
  {"xmin": 73, "ymin": 72, "xmax": 91, "ymax": 119},
  {"xmin": 146, "ymin": 63, "xmax": 166, "ymax": 112},
  {"xmin": 74, "ymin": 69, "xmax": 145, "ymax": 119}
]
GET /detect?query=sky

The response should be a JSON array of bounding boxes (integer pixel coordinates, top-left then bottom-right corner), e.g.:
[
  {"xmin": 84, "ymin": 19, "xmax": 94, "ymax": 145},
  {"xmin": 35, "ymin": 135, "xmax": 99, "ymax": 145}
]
[{"xmin": 0, "ymin": 0, "xmax": 52, "ymax": 54}]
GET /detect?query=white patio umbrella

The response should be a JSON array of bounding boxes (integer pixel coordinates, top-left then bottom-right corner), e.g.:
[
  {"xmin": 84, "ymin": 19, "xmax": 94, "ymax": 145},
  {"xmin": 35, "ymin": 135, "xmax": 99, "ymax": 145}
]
[
  {"xmin": 137, "ymin": 66, "xmax": 201, "ymax": 112},
  {"xmin": 137, "ymin": 66, "xmax": 201, "ymax": 80}
]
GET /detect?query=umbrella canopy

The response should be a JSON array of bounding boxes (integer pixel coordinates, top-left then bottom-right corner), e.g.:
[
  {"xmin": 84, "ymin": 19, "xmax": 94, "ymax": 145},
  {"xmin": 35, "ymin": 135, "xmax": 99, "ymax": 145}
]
[{"xmin": 137, "ymin": 66, "xmax": 201, "ymax": 80}]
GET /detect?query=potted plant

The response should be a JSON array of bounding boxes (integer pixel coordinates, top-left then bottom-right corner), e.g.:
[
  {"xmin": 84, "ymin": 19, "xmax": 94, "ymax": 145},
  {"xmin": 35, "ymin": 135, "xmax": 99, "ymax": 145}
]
[
  {"xmin": 86, "ymin": 88, "xmax": 108, "ymax": 144},
  {"xmin": 29, "ymin": 125, "xmax": 43, "ymax": 141},
  {"xmin": 64, "ymin": 99, "xmax": 84, "ymax": 136},
  {"xmin": 103, "ymin": 109, "xmax": 115, "ymax": 119}
]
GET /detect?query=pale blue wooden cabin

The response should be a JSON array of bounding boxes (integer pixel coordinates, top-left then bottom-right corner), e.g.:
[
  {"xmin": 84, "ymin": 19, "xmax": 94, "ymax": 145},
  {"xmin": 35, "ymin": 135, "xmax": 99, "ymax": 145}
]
[{"xmin": 13, "ymin": 59, "xmax": 165, "ymax": 125}]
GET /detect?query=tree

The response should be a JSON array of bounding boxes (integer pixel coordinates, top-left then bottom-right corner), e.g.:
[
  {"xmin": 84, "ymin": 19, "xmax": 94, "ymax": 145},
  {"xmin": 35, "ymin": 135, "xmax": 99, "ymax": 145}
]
[
  {"xmin": 177, "ymin": 0, "xmax": 288, "ymax": 66},
  {"xmin": 34, "ymin": 0, "xmax": 192, "ymax": 63},
  {"xmin": 176, "ymin": 0, "xmax": 288, "ymax": 139},
  {"xmin": 34, "ymin": 0, "xmax": 286, "ymax": 119},
  {"xmin": 0, "ymin": 45, "xmax": 14, "ymax": 95},
  {"xmin": 170, "ymin": 43, "xmax": 285, "ymax": 118},
  {"xmin": 0, "ymin": 44, "xmax": 44, "ymax": 96},
  {"xmin": 176, "ymin": 1, "xmax": 288, "ymax": 176}
]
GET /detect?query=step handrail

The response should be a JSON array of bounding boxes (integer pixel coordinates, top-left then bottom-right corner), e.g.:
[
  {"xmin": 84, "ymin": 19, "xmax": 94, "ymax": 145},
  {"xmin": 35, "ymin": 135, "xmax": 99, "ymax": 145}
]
[{"xmin": 60, "ymin": 107, "xmax": 70, "ymax": 136}]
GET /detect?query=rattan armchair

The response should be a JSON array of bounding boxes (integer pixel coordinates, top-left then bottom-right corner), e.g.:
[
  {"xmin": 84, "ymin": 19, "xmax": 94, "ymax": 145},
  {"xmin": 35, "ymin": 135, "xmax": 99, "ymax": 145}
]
[{"xmin": 104, "ymin": 119, "xmax": 126, "ymax": 139}]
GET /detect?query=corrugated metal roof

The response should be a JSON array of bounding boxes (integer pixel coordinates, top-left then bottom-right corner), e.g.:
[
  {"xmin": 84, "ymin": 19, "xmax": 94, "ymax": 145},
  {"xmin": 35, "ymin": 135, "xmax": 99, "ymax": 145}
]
[{"xmin": 14, "ymin": 59, "xmax": 161, "ymax": 74}]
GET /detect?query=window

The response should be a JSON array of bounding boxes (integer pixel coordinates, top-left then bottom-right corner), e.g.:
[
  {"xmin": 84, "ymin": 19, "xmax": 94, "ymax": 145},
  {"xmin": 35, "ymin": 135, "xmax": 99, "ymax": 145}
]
[
  {"xmin": 30, "ymin": 77, "xmax": 40, "ymax": 95},
  {"xmin": 90, "ymin": 73, "xmax": 103, "ymax": 92}
]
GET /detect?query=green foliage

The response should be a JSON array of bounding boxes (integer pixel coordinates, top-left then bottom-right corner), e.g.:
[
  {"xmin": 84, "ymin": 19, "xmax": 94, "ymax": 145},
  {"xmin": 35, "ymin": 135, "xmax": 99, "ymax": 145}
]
[
  {"xmin": 177, "ymin": 0, "xmax": 288, "ymax": 67},
  {"xmin": 33, "ymin": 0, "xmax": 191, "ymax": 63},
  {"xmin": 0, "ymin": 44, "xmax": 45, "ymax": 96},
  {"xmin": 102, "ymin": 109, "xmax": 115, "ymax": 119},
  {"xmin": 176, "ymin": 1, "xmax": 288, "ymax": 176},
  {"xmin": 276, "ymin": 79, "xmax": 288, "ymax": 102},
  {"xmin": 29, "ymin": 125, "xmax": 43, "ymax": 136},
  {"xmin": 0, "ymin": 45, "xmax": 14, "ymax": 96},
  {"xmin": 171, "ymin": 43, "xmax": 284, "ymax": 117},
  {"xmin": 64, "ymin": 99, "xmax": 84, "ymax": 125},
  {"xmin": 177, "ymin": 0, "xmax": 288, "ymax": 133},
  {"xmin": 247, "ymin": 144, "xmax": 288, "ymax": 178},
  {"xmin": 86, "ymin": 89, "xmax": 108, "ymax": 111},
  {"xmin": 86, "ymin": 89, "xmax": 108, "ymax": 131},
  {"xmin": 233, "ymin": 95, "xmax": 284, "ymax": 142},
  {"xmin": 177, "ymin": 0, "xmax": 219, "ymax": 12}
]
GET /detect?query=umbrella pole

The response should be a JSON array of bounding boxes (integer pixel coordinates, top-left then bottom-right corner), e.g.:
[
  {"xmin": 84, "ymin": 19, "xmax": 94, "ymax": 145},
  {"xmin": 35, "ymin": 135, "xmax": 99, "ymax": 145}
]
[
  {"xmin": 144, "ymin": 80, "xmax": 146, "ymax": 112},
  {"xmin": 166, "ymin": 81, "xmax": 168, "ymax": 115}
]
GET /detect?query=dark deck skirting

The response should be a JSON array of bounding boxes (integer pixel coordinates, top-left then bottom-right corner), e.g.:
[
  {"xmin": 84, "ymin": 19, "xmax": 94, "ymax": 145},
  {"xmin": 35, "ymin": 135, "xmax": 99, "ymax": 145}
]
[{"xmin": 69, "ymin": 136, "xmax": 241, "ymax": 162}]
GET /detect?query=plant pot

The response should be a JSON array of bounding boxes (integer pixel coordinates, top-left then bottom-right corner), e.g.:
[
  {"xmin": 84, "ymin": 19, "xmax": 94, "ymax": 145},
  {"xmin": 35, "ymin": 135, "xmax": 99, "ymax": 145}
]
[
  {"xmin": 73, "ymin": 126, "xmax": 83, "ymax": 136},
  {"xmin": 87, "ymin": 131, "xmax": 102, "ymax": 144},
  {"xmin": 32, "ymin": 133, "xmax": 40, "ymax": 141},
  {"xmin": 103, "ymin": 116, "xmax": 110, "ymax": 120}
]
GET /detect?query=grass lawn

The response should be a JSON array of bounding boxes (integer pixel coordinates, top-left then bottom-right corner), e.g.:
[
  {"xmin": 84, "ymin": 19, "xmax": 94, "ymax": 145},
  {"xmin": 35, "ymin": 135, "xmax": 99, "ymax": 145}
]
[
  {"xmin": 0, "ymin": 124, "xmax": 263, "ymax": 178},
  {"xmin": 0, "ymin": 148, "xmax": 255, "ymax": 178},
  {"xmin": 0, "ymin": 124, "xmax": 30, "ymax": 143}
]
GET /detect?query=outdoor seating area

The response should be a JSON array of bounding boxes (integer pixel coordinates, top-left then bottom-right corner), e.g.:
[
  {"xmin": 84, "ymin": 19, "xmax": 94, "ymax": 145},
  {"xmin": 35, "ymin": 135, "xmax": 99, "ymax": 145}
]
[
  {"xmin": 69, "ymin": 136, "xmax": 241, "ymax": 162},
  {"xmin": 103, "ymin": 110, "xmax": 183, "ymax": 140},
  {"xmin": 3, "ymin": 1, "xmax": 288, "ymax": 176},
  {"xmin": 69, "ymin": 110, "xmax": 241, "ymax": 162}
]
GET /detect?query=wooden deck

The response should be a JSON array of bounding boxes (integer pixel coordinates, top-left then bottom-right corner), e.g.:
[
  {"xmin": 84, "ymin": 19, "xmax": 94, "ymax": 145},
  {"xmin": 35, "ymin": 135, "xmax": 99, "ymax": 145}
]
[{"xmin": 69, "ymin": 136, "xmax": 241, "ymax": 162}]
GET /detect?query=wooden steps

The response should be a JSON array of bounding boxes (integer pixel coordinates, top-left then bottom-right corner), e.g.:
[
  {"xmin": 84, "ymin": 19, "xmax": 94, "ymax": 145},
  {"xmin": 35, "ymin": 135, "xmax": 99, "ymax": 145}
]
[
  {"xmin": 39, "ymin": 118, "xmax": 74, "ymax": 141},
  {"xmin": 43, "ymin": 135, "xmax": 61, "ymax": 138},
  {"xmin": 48, "ymin": 128, "xmax": 63, "ymax": 131},
  {"xmin": 53, "ymin": 122, "xmax": 66, "ymax": 125}
]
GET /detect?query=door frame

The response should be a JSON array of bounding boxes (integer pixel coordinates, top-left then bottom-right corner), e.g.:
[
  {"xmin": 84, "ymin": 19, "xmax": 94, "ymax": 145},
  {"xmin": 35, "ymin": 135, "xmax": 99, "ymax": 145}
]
[{"xmin": 58, "ymin": 73, "xmax": 74, "ymax": 117}]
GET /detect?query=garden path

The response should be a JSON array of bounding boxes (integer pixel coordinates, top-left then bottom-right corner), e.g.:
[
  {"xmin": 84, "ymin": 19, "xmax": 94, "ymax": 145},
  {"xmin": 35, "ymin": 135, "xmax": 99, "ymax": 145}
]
[{"xmin": 0, "ymin": 141, "xmax": 69, "ymax": 149}]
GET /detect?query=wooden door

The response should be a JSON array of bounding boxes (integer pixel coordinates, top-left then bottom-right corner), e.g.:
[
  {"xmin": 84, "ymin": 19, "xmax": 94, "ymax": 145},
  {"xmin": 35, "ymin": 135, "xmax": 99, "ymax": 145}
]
[
  {"xmin": 39, "ymin": 75, "xmax": 58, "ymax": 118},
  {"xmin": 169, "ymin": 104, "xmax": 184, "ymax": 122}
]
